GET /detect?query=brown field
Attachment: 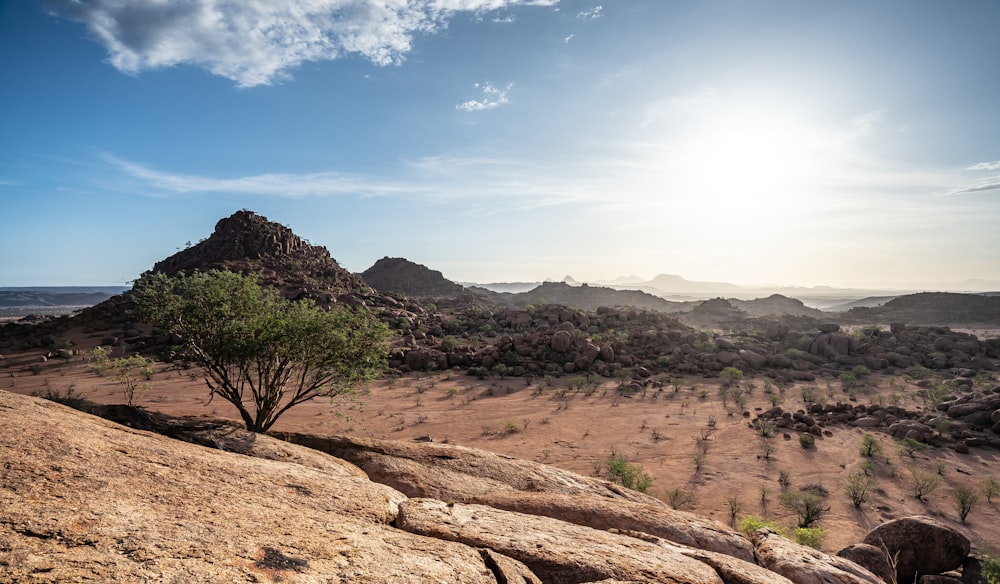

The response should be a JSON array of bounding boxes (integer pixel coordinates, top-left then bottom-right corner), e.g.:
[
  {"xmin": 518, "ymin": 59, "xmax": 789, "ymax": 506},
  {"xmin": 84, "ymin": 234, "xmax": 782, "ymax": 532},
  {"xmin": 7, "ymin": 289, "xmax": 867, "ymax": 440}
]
[{"xmin": 3, "ymin": 330, "xmax": 999, "ymax": 556}]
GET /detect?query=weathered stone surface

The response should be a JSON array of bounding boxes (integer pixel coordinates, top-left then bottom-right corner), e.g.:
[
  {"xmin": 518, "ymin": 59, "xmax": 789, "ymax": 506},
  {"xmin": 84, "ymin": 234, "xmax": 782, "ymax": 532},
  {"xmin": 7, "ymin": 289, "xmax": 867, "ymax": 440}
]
[
  {"xmin": 486, "ymin": 492, "xmax": 754, "ymax": 563},
  {"xmin": 609, "ymin": 529, "xmax": 794, "ymax": 584},
  {"xmin": 919, "ymin": 576, "xmax": 963, "ymax": 583},
  {"xmin": 0, "ymin": 391, "xmax": 530, "ymax": 583},
  {"xmin": 276, "ymin": 432, "xmax": 657, "ymax": 504},
  {"xmin": 396, "ymin": 498, "xmax": 725, "ymax": 584},
  {"xmin": 863, "ymin": 516, "xmax": 971, "ymax": 584},
  {"xmin": 752, "ymin": 528, "xmax": 884, "ymax": 584},
  {"xmin": 837, "ymin": 543, "xmax": 896, "ymax": 584}
]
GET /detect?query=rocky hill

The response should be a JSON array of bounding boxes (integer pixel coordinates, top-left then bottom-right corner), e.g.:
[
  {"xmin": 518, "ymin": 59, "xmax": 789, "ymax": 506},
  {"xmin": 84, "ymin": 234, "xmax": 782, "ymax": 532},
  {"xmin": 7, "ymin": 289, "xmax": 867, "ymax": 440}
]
[
  {"xmin": 839, "ymin": 292, "xmax": 1000, "ymax": 325},
  {"xmin": 150, "ymin": 210, "xmax": 370, "ymax": 305},
  {"xmin": 485, "ymin": 281, "xmax": 691, "ymax": 313},
  {"xmin": 361, "ymin": 256, "xmax": 466, "ymax": 298},
  {"xmin": 2, "ymin": 389, "xmax": 984, "ymax": 583},
  {"xmin": 732, "ymin": 294, "xmax": 828, "ymax": 319}
]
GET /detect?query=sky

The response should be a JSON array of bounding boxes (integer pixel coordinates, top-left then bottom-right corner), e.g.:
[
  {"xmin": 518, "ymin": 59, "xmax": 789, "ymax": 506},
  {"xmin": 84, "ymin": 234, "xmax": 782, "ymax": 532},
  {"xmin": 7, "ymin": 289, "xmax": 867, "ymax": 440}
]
[{"xmin": 1, "ymin": 0, "xmax": 999, "ymax": 290}]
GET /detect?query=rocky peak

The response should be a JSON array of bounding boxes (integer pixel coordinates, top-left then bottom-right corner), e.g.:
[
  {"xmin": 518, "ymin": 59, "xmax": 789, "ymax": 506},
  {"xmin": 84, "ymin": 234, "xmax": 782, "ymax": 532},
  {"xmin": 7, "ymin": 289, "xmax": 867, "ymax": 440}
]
[
  {"xmin": 361, "ymin": 256, "xmax": 464, "ymax": 298},
  {"xmin": 149, "ymin": 210, "xmax": 369, "ymax": 303}
]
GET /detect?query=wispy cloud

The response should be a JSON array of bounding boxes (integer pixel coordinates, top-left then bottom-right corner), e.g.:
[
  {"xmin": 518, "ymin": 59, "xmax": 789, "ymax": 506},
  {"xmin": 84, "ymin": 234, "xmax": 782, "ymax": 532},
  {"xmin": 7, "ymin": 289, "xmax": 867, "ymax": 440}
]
[
  {"xmin": 45, "ymin": 0, "xmax": 558, "ymax": 88},
  {"xmin": 563, "ymin": 33, "xmax": 575, "ymax": 43},
  {"xmin": 577, "ymin": 5, "xmax": 604, "ymax": 19},
  {"xmin": 952, "ymin": 182, "xmax": 1000, "ymax": 194},
  {"xmin": 456, "ymin": 82, "xmax": 513, "ymax": 112},
  {"xmin": 967, "ymin": 160, "xmax": 1000, "ymax": 171},
  {"xmin": 102, "ymin": 154, "xmax": 420, "ymax": 199}
]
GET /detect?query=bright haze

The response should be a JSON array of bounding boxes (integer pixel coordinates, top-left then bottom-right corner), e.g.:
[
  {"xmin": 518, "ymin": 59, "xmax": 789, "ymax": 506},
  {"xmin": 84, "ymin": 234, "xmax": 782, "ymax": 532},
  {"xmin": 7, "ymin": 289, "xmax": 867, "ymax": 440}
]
[{"xmin": 1, "ymin": 1, "xmax": 998, "ymax": 290}]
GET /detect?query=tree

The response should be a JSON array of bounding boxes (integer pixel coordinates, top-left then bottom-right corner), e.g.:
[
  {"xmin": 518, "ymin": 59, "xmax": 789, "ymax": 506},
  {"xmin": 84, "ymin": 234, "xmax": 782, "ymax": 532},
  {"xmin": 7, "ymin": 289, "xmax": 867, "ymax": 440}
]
[
  {"xmin": 859, "ymin": 434, "xmax": 882, "ymax": 458},
  {"xmin": 602, "ymin": 450, "xmax": 653, "ymax": 493},
  {"xmin": 131, "ymin": 270, "xmax": 388, "ymax": 433},
  {"xmin": 781, "ymin": 490, "xmax": 829, "ymax": 528},
  {"xmin": 720, "ymin": 366, "xmax": 744, "ymax": 388}
]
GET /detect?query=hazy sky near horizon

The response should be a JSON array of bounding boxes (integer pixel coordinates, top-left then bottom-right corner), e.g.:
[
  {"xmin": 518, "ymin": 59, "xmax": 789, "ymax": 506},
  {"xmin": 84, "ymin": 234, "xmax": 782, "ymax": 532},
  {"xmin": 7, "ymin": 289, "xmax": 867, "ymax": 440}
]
[{"xmin": 2, "ymin": 1, "xmax": 999, "ymax": 289}]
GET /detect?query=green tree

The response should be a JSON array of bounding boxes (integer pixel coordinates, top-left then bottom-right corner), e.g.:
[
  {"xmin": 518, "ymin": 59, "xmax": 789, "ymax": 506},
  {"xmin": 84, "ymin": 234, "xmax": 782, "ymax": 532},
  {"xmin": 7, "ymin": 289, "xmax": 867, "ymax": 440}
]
[
  {"xmin": 720, "ymin": 366, "xmax": 744, "ymax": 388},
  {"xmin": 131, "ymin": 270, "xmax": 388, "ymax": 433},
  {"xmin": 781, "ymin": 490, "xmax": 829, "ymax": 528},
  {"xmin": 602, "ymin": 451, "xmax": 653, "ymax": 493},
  {"xmin": 843, "ymin": 472, "xmax": 874, "ymax": 507},
  {"xmin": 953, "ymin": 486, "xmax": 979, "ymax": 523},
  {"xmin": 859, "ymin": 434, "xmax": 882, "ymax": 458},
  {"xmin": 113, "ymin": 354, "xmax": 153, "ymax": 407}
]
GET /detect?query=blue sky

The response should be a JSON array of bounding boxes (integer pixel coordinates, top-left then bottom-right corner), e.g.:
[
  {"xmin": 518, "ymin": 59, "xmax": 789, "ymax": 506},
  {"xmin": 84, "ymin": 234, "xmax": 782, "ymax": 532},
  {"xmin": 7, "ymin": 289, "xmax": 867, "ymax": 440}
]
[{"xmin": 1, "ymin": 0, "xmax": 999, "ymax": 289}]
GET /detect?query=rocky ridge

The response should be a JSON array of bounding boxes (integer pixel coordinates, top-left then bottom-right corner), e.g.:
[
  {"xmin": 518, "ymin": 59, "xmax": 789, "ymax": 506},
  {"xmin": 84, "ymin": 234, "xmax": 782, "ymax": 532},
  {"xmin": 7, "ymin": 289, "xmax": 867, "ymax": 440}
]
[
  {"xmin": 361, "ymin": 256, "xmax": 467, "ymax": 298},
  {"xmin": 2, "ymin": 389, "xmax": 985, "ymax": 583}
]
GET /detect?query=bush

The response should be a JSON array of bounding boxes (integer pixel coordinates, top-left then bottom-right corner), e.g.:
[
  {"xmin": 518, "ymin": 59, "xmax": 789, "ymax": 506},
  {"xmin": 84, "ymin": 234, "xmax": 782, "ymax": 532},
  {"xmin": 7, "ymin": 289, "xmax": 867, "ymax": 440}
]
[
  {"xmin": 781, "ymin": 490, "xmax": 828, "ymax": 528},
  {"xmin": 739, "ymin": 515, "xmax": 784, "ymax": 538},
  {"xmin": 794, "ymin": 527, "xmax": 828, "ymax": 549},
  {"xmin": 980, "ymin": 554, "xmax": 1000, "ymax": 584},
  {"xmin": 603, "ymin": 451, "xmax": 653, "ymax": 493},
  {"xmin": 799, "ymin": 434, "xmax": 815, "ymax": 449},
  {"xmin": 859, "ymin": 434, "xmax": 882, "ymax": 458},
  {"xmin": 954, "ymin": 486, "xmax": 979, "ymax": 522},
  {"xmin": 844, "ymin": 472, "xmax": 874, "ymax": 507},
  {"xmin": 910, "ymin": 467, "xmax": 942, "ymax": 500},
  {"xmin": 982, "ymin": 476, "xmax": 1000, "ymax": 504}
]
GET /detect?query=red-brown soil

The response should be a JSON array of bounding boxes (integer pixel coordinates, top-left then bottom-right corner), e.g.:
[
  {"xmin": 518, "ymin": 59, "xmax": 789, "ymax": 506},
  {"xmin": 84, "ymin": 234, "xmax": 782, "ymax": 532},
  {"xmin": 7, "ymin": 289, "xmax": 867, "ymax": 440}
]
[{"xmin": 4, "ymin": 333, "xmax": 999, "ymax": 557}]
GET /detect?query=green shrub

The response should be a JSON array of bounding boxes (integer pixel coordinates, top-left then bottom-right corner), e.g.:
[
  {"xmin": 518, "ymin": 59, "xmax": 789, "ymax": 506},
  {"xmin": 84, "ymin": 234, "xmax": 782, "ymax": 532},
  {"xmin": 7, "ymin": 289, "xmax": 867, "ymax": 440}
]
[
  {"xmin": 799, "ymin": 434, "xmax": 815, "ymax": 449},
  {"xmin": 603, "ymin": 451, "xmax": 653, "ymax": 493},
  {"xmin": 739, "ymin": 515, "xmax": 784, "ymax": 538},
  {"xmin": 794, "ymin": 527, "xmax": 828, "ymax": 549}
]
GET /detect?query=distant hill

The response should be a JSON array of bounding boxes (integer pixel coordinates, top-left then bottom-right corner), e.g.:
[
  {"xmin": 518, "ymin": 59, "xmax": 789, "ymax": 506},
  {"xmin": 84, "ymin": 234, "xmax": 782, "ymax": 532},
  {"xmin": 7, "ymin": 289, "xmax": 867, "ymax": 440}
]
[
  {"xmin": 825, "ymin": 296, "xmax": 899, "ymax": 313},
  {"xmin": 0, "ymin": 289, "xmax": 125, "ymax": 308},
  {"xmin": 488, "ymin": 281, "xmax": 690, "ymax": 313},
  {"xmin": 361, "ymin": 257, "xmax": 464, "ymax": 298},
  {"xmin": 839, "ymin": 292, "xmax": 1000, "ymax": 325},
  {"xmin": 730, "ymin": 294, "xmax": 828, "ymax": 318}
]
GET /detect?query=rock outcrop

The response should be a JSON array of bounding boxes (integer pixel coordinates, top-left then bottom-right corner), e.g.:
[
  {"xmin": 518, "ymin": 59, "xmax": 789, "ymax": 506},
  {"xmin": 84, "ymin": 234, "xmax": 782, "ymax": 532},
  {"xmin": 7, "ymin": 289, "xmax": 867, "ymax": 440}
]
[
  {"xmin": 361, "ymin": 256, "xmax": 466, "ymax": 298},
  {"xmin": 862, "ymin": 516, "xmax": 971, "ymax": 584}
]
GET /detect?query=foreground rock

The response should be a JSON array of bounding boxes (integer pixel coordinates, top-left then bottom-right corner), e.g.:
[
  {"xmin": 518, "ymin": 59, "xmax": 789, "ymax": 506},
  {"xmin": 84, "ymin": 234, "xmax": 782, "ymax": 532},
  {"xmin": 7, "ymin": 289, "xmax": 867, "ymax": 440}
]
[
  {"xmin": 862, "ymin": 516, "xmax": 971, "ymax": 584},
  {"xmin": 0, "ymin": 391, "xmax": 534, "ymax": 582},
  {"xmin": 395, "ymin": 498, "xmax": 725, "ymax": 584},
  {"xmin": 751, "ymin": 528, "xmax": 884, "ymax": 584},
  {"xmin": 277, "ymin": 432, "xmax": 753, "ymax": 561}
]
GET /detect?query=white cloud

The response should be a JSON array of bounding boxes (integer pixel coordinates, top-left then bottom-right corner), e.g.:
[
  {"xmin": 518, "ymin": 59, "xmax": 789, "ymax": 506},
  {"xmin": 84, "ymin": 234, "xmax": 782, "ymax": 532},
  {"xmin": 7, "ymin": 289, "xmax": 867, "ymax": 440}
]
[
  {"xmin": 563, "ymin": 33, "xmax": 575, "ymax": 43},
  {"xmin": 456, "ymin": 82, "xmax": 513, "ymax": 112},
  {"xmin": 45, "ymin": 0, "xmax": 559, "ymax": 87},
  {"xmin": 951, "ymin": 181, "xmax": 1000, "ymax": 195},
  {"xmin": 577, "ymin": 5, "xmax": 603, "ymax": 19},
  {"xmin": 967, "ymin": 160, "xmax": 1000, "ymax": 171},
  {"xmin": 492, "ymin": 15, "xmax": 517, "ymax": 24}
]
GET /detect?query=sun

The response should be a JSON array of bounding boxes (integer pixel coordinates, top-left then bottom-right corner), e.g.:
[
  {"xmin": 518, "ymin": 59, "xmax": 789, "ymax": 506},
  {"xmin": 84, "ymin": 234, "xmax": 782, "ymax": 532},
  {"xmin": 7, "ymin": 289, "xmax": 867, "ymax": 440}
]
[{"xmin": 663, "ymin": 107, "xmax": 827, "ymax": 225}]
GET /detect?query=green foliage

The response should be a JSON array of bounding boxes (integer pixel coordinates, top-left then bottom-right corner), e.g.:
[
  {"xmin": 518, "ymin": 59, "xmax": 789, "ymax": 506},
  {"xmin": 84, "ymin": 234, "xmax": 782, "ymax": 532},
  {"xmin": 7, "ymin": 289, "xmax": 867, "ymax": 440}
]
[
  {"xmin": 980, "ymin": 554, "xmax": 1000, "ymax": 584},
  {"xmin": 798, "ymin": 433, "xmax": 815, "ymax": 449},
  {"xmin": 602, "ymin": 451, "xmax": 653, "ymax": 493},
  {"xmin": 859, "ymin": 434, "xmax": 882, "ymax": 458},
  {"xmin": 113, "ymin": 354, "xmax": 152, "ymax": 407},
  {"xmin": 909, "ymin": 467, "xmax": 942, "ymax": 500},
  {"xmin": 720, "ymin": 366, "xmax": 744, "ymax": 387},
  {"xmin": 666, "ymin": 487, "xmax": 693, "ymax": 510},
  {"xmin": 781, "ymin": 490, "xmax": 829, "ymax": 528},
  {"xmin": 982, "ymin": 476, "xmax": 1000, "ymax": 503},
  {"xmin": 899, "ymin": 437, "xmax": 930, "ymax": 458},
  {"xmin": 88, "ymin": 346, "xmax": 111, "ymax": 376},
  {"xmin": 843, "ymin": 472, "xmax": 874, "ymax": 507},
  {"xmin": 131, "ymin": 270, "xmax": 388, "ymax": 433},
  {"xmin": 953, "ymin": 486, "xmax": 979, "ymax": 522},
  {"xmin": 739, "ymin": 515, "xmax": 785, "ymax": 538},
  {"xmin": 794, "ymin": 527, "xmax": 828, "ymax": 549}
]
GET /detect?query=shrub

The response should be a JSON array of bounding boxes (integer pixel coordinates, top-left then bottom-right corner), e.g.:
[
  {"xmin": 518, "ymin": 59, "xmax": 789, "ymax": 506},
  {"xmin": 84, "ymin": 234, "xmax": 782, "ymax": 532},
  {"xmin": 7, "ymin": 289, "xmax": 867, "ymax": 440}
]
[
  {"xmin": 603, "ymin": 451, "xmax": 653, "ymax": 493},
  {"xmin": 860, "ymin": 434, "xmax": 882, "ymax": 458},
  {"xmin": 981, "ymin": 554, "xmax": 1000, "ymax": 584},
  {"xmin": 799, "ymin": 434, "xmax": 815, "ymax": 449},
  {"xmin": 910, "ymin": 467, "xmax": 942, "ymax": 500},
  {"xmin": 720, "ymin": 367, "xmax": 744, "ymax": 387},
  {"xmin": 982, "ymin": 476, "xmax": 1000, "ymax": 504},
  {"xmin": 844, "ymin": 472, "xmax": 874, "ymax": 507},
  {"xmin": 954, "ymin": 486, "xmax": 979, "ymax": 522},
  {"xmin": 739, "ymin": 515, "xmax": 785, "ymax": 538},
  {"xmin": 778, "ymin": 469, "xmax": 792, "ymax": 489},
  {"xmin": 666, "ymin": 487, "xmax": 694, "ymax": 510},
  {"xmin": 781, "ymin": 490, "xmax": 828, "ymax": 528},
  {"xmin": 794, "ymin": 527, "xmax": 828, "ymax": 549},
  {"xmin": 899, "ymin": 437, "xmax": 930, "ymax": 458}
]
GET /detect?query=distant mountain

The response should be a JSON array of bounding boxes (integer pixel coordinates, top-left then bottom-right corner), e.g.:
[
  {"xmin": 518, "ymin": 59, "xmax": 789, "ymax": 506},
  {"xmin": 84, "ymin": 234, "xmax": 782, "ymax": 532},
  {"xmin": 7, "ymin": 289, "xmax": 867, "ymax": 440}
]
[
  {"xmin": 825, "ymin": 296, "xmax": 899, "ymax": 313},
  {"xmin": 361, "ymin": 257, "xmax": 464, "ymax": 298},
  {"xmin": 465, "ymin": 282, "xmax": 542, "ymax": 294},
  {"xmin": 0, "ymin": 288, "xmax": 126, "ymax": 308},
  {"xmin": 489, "ymin": 281, "xmax": 690, "ymax": 313},
  {"xmin": 730, "ymin": 294, "xmax": 828, "ymax": 318}
]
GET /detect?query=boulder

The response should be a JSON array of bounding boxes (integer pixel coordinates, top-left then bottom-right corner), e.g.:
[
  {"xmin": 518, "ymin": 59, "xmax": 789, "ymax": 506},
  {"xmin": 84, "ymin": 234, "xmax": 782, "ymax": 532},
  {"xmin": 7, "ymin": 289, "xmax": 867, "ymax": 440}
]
[
  {"xmin": 0, "ymin": 391, "xmax": 526, "ymax": 583},
  {"xmin": 396, "ymin": 499, "xmax": 725, "ymax": 584},
  {"xmin": 752, "ymin": 528, "xmax": 884, "ymax": 584},
  {"xmin": 551, "ymin": 330, "xmax": 573, "ymax": 352},
  {"xmin": 862, "ymin": 516, "xmax": 971, "ymax": 584},
  {"xmin": 837, "ymin": 543, "xmax": 896, "ymax": 584}
]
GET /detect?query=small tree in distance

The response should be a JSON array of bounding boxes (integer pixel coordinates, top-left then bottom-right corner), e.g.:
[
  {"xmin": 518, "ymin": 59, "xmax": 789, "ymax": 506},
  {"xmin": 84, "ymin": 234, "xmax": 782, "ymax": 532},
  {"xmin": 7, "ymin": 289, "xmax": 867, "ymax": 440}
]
[{"xmin": 132, "ymin": 270, "xmax": 388, "ymax": 433}]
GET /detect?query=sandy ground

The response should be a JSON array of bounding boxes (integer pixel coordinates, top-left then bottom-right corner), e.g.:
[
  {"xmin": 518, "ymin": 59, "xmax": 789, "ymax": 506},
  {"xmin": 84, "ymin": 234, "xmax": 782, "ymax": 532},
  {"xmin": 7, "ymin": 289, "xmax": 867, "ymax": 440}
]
[{"xmin": 4, "ymin": 337, "xmax": 999, "ymax": 556}]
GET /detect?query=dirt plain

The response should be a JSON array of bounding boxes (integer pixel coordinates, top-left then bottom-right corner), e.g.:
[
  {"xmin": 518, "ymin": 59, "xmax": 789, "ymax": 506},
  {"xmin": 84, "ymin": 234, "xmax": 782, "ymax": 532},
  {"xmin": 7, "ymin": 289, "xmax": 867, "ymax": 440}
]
[{"xmin": 3, "ymin": 328, "xmax": 999, "ymax": 558}]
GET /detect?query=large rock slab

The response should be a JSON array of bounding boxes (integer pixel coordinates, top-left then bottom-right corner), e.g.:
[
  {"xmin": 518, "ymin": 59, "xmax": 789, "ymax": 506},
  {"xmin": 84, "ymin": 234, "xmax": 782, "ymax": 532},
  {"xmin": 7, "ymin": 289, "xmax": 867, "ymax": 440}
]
[
  {"xmin": 276, "ymin": 432, "xmax": 753, "ymax": 561},
  {"xmin": 862, "ymin": 516, "xmax": 971, "ymax": 584},
  {"xmin": 276, "ymin": 432, "xmax": 658, "ymax": 504},
  {"xmin": 396, "ymin": 498, "xmax": 725, "ymax": 584},
  {"xmin": 752, "ymin": 528, "xmax": 884, "ymax": 584},
  {"xmin": 837, "ymin": 543, "xmax": 896, "ymax": 584},
  {"xmin": 0, "ymin": 391, "xmax": 535, "ymax": 583}
]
